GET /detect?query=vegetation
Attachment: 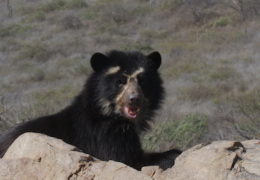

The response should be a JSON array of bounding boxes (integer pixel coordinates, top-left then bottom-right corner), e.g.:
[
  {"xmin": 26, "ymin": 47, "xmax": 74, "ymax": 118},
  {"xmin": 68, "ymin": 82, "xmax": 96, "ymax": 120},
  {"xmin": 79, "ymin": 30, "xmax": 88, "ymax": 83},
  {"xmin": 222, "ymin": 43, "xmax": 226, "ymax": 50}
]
[
  {"xmin": 142, "ymin": 113, "xmax": 208, "ymax": 151},
  {"xmin": 0, "ymin": 0, "xmax": 259, "ymax": 149},
  {"xmin": 17, "ymin": 40, "xmax": 52, "ymax": 61},
  {"xmin": 232, "ymin": 89, "xmax": 260, "ymax": 139},
  {"xmin": 0, "ymin": 24, "xmax": 32, "ymax": 37}
]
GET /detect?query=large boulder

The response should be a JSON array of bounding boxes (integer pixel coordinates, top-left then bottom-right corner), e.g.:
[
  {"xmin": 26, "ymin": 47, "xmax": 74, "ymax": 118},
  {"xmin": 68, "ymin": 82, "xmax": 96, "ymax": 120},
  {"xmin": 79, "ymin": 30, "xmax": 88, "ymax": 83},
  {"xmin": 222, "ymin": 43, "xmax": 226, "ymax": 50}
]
[
  {"xmin": 164, "ymin": 140, "xmax": 260, "ymax": 180},
  {"xmin": 0, "ymin": 133, "xmax": 260, "ymax": 180}
]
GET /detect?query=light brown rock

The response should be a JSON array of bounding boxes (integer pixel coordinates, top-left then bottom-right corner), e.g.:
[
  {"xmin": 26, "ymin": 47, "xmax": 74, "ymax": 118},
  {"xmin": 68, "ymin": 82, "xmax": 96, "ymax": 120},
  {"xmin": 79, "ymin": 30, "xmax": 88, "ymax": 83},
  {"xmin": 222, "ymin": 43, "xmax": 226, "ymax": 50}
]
[
  {"xmin": 1, "ymin": 133, "xmax": 153, "ymax": 180},
  {"xmin": 164, "ymin": 140, "xmax": 260, "ymax": 180},
  {"xmin": 1, "ymin": 133, "xmax": 260, "ymax": 180},
  {"xmin": 142, "ymin": 166, "xmax": 165, "ymax": 180}
]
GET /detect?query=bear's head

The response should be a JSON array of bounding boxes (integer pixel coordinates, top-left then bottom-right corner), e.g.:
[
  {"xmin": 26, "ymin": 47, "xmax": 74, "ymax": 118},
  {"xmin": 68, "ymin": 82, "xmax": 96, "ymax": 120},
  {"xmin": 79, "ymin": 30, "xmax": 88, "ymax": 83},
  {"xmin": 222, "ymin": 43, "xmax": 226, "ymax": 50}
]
[{"xmin": 86, "ymin": 51, "xmax": 164, "ymax": 130}]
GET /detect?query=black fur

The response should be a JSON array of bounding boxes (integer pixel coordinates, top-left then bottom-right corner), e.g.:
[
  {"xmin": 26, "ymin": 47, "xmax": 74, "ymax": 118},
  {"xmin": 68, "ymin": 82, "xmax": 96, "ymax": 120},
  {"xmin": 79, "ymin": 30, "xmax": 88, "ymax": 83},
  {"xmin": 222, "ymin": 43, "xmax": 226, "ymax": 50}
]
[{"xmin": 0, "ymin": 51, "xmax": 181, "ymax": 170}]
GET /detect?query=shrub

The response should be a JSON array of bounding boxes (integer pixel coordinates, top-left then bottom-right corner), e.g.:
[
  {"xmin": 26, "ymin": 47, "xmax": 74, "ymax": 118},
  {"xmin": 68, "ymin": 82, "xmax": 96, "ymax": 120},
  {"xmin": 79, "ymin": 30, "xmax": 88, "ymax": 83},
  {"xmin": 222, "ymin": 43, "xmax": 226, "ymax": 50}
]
[
  {"xmin": 40, "ymin": 0, "xmax": 87, "ymax": 12},
  {"xmin": 29, "ymin": 11, "xmax": 46, "ymax": 22},
  {"xmin": 31, "ymin": 69, "xmax": 45, "ymax": 81},
  {"xmin": 40, "ymin": 0, "xmax": 67, "ymax": 12},
  {"xmin": 214, "ymin": 16, "xmax": 231, "ymax": 27},
  {"xmin": 65, "ymin": 0, "xmax": 88, "ymax": 9},
  {"xmin": 0, "ymin": 24, "xmax": 31, "ymax": 37},
  {"xmin": 233, "ymin": 89, "xmax": 260, "ymax": 139},
  {"xmin": 160, "ymin": 0, "xmax": 184, "ymax": 10},
  {"xmin": 142, "ymin": 113, "xmax": 208, "ymax": 151},
  {"xmin": 18, "ymin": 40, "xmax": 52, "ymax": 61}
]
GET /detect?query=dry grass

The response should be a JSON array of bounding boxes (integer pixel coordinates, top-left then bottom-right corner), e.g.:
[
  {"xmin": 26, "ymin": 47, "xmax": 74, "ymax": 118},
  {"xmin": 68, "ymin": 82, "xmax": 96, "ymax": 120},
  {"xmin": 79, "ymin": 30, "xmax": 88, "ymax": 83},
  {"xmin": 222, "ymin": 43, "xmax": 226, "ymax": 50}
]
[
  {"xmin": 0, "ymin": 0, "xmax": 259, "ymax": 150},
  {"xmin": 142, "ymin": 113, "xmax": 208, "ymax": 151}
]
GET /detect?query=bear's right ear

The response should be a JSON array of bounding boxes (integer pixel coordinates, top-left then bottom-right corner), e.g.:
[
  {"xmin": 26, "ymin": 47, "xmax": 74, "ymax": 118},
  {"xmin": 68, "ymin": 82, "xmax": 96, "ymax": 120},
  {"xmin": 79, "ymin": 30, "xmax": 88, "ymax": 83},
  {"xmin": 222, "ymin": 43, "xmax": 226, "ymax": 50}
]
[{"xmin": 90, "ymin": 52, "xmax": 110, "ymax": 72}]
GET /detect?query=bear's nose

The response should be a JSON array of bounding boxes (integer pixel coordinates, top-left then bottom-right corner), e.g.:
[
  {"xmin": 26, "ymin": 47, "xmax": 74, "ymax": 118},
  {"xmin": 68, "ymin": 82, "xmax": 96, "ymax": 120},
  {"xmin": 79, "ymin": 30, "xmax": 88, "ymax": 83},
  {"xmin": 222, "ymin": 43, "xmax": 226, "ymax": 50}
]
[{"xmin": 129, "ymin": 94, "xmax": 140, "ymax": 105}]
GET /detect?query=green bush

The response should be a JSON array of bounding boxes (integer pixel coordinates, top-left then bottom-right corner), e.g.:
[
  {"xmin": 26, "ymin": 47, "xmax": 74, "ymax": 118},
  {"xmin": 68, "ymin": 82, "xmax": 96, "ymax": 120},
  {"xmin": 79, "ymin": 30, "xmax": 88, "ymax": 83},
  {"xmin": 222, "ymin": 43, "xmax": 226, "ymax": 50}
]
[
  {"xmin": 142, "ymin": 113, "xmax": 208, "ymax": 151},
  {"xmin": 29, "ymin": 11, "xmax": 46, "ymax": 22},
  {"xmin": 234, "ymin": 89, "xmax": 260, "ymax": 139},
  {"xmin": 160, "ymin": 0, "xmax": 184, "ymax": 10},
  {"xmin": 65, "ymin": 0, "xmax": 87, "ymax": 9},
  {"xmin": 0, "ymin": 24, "xmax": 31, "ymax": 37},
  {"xmin": 31, "ymin": 69, "xmax": 45, "ymax": 81},
  {"xmin": 18, "ymin": 40, "xmax": 52, "ymax": 61},
  {"xmin": 214, "ymin": 17, "xmax": 231, "ymax": 27},
  {"xmin": 40, "ymin": 0, "xmax": 67, "ymax": 12},
  {"xmin": 40, "ymin": 0, "xmax": 87, "ymax": 12}
]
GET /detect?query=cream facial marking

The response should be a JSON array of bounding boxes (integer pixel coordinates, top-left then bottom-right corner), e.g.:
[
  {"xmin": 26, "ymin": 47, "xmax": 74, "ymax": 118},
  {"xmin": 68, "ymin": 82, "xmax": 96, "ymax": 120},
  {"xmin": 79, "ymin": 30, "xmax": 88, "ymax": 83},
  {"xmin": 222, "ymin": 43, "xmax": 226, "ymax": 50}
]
[
  {"xmin": 116, "ymin": 67, "xmax": 144, "ymax": 102},
  {"xmin": 122, "ymin": 67, "xmax": 145, "ymax": 79},
  {"xmin": 115, "ymin": 81, "xmax": 129, "ymax": 103},
  {"xmin": 114, "ymin": 67, "xmax": 145, "ymax": 116},
  {"xmin": 131, "ymin": 67, "xmax": 144, "ymax": 78},
  {"xmin": 99, "ymin": 98, "xmax": 112, "ymax": 115},
  {"xmin": 105, "ymin": 66, "xmax": 121, "ymax": 75}
]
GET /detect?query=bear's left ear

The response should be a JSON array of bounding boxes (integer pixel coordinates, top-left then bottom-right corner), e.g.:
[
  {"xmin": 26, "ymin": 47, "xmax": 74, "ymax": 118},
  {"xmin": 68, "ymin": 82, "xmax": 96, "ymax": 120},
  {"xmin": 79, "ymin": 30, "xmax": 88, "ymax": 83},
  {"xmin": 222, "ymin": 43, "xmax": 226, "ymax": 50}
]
[
  {"xmin": 147, "ymin": 51, "xmax": 161, "ymax": 70},
  {"xmin": 90, "ymin": 52, "xmax": 110, "ymax": 72}
]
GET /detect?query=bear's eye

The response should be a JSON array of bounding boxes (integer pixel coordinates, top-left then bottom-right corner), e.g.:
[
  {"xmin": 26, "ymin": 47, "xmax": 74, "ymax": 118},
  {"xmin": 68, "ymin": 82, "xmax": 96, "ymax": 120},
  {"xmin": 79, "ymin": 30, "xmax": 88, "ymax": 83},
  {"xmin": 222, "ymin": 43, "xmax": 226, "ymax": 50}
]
[{"xmin": 116, "ymin": 76, "xmax": 127, "ymax": 85}]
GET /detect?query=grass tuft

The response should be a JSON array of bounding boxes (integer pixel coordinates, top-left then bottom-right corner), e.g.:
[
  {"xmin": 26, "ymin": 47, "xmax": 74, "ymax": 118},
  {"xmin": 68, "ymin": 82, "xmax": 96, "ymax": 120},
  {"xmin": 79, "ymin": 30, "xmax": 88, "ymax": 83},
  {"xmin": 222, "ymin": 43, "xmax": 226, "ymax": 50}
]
[
  {"xmin": 233, "ymin": 89, "xmax": 260, "ymax": 139},
  {"xmin": 40, "ymin": 0, "xmax": 67, "ymax": 12},
  {"xmin": 17, "ymin": 40, "xmax": 52, "ymax": 61},
  {"xmin": 142, "ymin": 113, "xmax": 208, "ymax": 151},
  {"xmin": 214, "ymin": 16, "xmax": 231, "ymax": 27},
  {"xmin": 31, "ymin": 85, "xmax": 79, "ymax": 116},
  {"xmin": 0, "ymin": 24, "xmax": 32, "ymax": 37}
]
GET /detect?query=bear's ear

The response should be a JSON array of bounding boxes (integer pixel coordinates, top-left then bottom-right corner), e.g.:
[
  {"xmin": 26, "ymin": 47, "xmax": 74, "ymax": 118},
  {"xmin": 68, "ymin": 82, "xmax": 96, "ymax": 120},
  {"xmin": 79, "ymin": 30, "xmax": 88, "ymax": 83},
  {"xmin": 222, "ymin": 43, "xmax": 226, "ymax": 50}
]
[
  {"xmin": 90, "ymin": 52, "xmax": 110, "ymax": 72},
  {"xmin": 147, "ymin": 51, "xmax": 161, "ymax": 70}
]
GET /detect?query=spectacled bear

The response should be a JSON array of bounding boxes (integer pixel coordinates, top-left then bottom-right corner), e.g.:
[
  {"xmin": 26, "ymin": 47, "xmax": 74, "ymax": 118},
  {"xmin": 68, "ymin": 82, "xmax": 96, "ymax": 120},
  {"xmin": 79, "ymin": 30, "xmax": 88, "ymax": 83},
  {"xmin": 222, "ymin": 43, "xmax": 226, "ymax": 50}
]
[{"xmin": 0, "ymin": 50, "xmax": 181, "ymax": 170}]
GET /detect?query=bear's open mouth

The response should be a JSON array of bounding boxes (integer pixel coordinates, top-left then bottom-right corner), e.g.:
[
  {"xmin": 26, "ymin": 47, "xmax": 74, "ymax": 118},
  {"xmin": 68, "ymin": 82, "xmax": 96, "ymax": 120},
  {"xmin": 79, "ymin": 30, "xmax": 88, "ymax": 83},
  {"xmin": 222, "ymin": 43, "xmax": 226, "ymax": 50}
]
[{"xmin": 123, "ymin": 105, "xmax": 140, "ymax": 119}]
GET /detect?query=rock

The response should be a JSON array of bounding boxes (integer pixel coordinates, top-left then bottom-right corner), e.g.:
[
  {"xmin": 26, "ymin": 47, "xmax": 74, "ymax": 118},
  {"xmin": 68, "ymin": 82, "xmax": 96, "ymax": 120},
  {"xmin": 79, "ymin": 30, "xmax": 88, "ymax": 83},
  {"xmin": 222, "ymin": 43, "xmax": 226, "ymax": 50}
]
[
  {"xmin": 0, "ymin": 133, "xmax": 152, "ymax": 180},
  {"xmin": 164, "ymin": 141, "xmax": 260, "ymax": 180},
  {"xmin": 1, "ymin": 133, "xmax": 260, "ymax": 180},
  {"xmin": 141, "ymin": 166, "xmax": 165, "ymax": 180}
]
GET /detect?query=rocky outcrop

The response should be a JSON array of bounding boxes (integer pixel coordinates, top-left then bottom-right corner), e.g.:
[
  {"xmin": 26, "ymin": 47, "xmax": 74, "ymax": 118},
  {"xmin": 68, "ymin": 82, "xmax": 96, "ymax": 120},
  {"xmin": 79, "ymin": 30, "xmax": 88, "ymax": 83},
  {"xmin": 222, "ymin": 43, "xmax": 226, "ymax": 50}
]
[
  {"xmin": 0, "ymin": 133, "xmax": 260, "ymax": 180},
  {"xmin": 165, "ymin": 141, "xmax": 260, "ymax": 180}
]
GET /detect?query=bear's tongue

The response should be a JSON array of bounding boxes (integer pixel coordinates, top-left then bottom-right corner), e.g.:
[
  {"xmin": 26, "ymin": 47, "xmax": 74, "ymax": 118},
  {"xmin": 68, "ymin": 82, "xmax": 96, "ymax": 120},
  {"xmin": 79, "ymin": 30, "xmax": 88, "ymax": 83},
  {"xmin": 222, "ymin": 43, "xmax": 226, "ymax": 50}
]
[{"xmin": 124, "ymin": 106, "xmax": 139, "ymax": 119}]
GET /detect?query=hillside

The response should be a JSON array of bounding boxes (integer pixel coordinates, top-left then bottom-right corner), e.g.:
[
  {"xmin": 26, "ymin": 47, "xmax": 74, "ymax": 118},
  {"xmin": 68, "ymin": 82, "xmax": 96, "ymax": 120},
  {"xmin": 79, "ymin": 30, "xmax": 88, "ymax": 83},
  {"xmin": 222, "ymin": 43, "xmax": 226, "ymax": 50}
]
[{"xmin": 0, "ymin": 0, "xmax": 259, "ymax": 151}]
